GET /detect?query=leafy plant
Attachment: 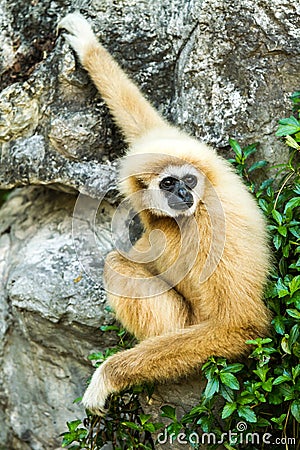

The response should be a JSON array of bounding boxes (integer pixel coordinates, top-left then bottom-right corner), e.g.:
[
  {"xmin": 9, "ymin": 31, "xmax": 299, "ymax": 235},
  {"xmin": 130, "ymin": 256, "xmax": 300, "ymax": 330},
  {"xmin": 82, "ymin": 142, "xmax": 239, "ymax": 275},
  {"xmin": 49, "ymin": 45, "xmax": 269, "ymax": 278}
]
[
  {"xmin": 0, "ymin": 189, "xmax": 11, "ymax": 207},
  {"xmin": 61, "ymin": 325, "xmax": 161, "ymax": 449},
  {"xmin": 167, "ymin": 92, "xmax": 300, "ymax": 449},
  {"xmin": 62, "ymin": 93, "xmax": 300, "ymax": 449}
]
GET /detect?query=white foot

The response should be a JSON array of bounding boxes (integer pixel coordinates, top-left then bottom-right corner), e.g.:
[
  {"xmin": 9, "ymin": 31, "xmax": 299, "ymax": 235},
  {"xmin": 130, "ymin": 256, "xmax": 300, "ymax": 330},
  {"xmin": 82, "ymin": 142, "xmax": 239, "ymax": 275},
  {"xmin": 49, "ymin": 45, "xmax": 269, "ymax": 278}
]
[
  {"xmin": 82, "ymin": 362, "xmax": 115, "ymax": 416},
  {"xmin": 58, "ymin": 12, "xmax": 98, "ymax": 63}
]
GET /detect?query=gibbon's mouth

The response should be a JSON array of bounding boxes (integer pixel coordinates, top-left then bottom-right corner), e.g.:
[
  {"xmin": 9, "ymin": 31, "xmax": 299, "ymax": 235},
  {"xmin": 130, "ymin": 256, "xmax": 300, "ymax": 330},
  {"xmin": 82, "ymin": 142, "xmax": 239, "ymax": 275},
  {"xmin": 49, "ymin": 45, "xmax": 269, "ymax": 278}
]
[{"xmin": 168, "ymin": 200, "xmax": 194, "ymax": 211}]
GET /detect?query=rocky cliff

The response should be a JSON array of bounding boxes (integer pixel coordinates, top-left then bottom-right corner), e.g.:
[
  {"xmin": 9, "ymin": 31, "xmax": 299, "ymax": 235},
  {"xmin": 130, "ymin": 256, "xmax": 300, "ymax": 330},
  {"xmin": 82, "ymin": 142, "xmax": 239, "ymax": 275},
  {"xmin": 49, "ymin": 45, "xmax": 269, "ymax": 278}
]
[{"xmin": 0, "ymin": 0, "xmax": 299, "ymax": 448}]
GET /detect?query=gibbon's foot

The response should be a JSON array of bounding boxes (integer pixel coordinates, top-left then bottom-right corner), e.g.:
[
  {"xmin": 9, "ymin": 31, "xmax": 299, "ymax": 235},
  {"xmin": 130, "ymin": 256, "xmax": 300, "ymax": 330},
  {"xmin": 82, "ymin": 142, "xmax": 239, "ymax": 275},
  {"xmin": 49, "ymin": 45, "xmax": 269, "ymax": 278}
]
[
  {"xmin": 58, "ymin": 12, "xmax": 98, "ymax": 62},
  {"xmin": 82, "ymin": 361, "xmax": 115, "ymax": 416}
]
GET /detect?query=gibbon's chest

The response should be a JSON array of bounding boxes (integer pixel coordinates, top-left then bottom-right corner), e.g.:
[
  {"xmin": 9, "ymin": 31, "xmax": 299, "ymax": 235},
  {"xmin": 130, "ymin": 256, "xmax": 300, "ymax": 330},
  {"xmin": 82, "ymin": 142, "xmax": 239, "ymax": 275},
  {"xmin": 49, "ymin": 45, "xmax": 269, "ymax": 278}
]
[{"xmin": 150, "ymin": 215, "xmax": 213, "ymax": 293}]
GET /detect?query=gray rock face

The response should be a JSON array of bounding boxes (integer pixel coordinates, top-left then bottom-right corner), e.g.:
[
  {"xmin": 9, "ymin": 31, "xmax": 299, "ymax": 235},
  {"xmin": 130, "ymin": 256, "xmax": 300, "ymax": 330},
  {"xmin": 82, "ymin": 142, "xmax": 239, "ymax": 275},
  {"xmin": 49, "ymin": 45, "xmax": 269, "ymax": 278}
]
[
  {"xmin": 0, "ymin": 187, "xmax": 117, "ymax": 449},
  {"xmin": 1, "ymin": 0, "xmax": 299, "ymax": 195},
  {"xmin": 0, "ymin": 0, "xmax": 299, "ymax": 448}
]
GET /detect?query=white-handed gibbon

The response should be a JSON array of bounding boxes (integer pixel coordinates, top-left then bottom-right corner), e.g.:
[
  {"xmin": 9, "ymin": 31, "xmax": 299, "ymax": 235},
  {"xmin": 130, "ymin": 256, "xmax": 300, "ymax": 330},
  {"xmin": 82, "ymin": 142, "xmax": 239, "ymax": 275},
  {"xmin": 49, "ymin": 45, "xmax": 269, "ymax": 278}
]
[{"xmin": 58, "ymin": 12, "xmax": 271, "ymax": 415}]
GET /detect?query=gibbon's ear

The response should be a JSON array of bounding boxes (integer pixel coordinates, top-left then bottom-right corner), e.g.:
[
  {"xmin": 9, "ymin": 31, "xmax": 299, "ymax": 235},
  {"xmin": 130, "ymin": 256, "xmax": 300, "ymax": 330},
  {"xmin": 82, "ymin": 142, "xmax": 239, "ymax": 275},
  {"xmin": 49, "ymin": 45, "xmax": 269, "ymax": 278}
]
[{"xmin": 118, "ymin": 174, "xmax": 153, "ymax": 197}]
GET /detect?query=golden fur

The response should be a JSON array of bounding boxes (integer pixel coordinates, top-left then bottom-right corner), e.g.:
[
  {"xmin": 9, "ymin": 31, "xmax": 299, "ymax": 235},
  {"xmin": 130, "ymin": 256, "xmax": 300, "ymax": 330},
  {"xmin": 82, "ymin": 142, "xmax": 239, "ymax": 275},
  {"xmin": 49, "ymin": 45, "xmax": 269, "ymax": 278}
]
[{"xmin": 58, "ymin": 12, "xmax": 271, "ymax": 415}]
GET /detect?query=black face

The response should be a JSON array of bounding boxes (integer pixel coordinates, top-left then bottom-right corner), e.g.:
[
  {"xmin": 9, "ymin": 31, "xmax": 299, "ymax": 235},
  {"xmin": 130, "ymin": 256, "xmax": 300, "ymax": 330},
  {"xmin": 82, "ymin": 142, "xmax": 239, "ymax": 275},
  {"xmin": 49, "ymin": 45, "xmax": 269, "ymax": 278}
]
[{"xmin": 159, "ymin": 174, "xmax": 197, "ymax": 211}]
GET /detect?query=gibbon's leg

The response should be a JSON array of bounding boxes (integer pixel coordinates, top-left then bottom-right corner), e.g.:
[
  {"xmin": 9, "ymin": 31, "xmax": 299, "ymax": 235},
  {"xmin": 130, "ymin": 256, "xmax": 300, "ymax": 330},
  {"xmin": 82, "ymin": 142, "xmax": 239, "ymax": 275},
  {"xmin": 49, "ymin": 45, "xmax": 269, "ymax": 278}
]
[
  {"xmin": 58, "ymin": 12, "xmax": 169, "ymax": 144},
  {"xmin": 82, "ymin": 321, "xmax": 252, "ymax": 415},
  {"xmin": 104, "ymin": 250, "xmax": 191, "ymax": 340}
]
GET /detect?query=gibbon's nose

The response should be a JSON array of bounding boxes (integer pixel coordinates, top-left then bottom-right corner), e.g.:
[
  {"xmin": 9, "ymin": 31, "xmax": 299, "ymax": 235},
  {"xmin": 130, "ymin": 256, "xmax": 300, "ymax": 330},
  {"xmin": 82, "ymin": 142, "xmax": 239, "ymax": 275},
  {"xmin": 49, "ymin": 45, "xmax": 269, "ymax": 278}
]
[{"xmin": 169, "ymin": 184, "xmax": 194, "ymax": 210}]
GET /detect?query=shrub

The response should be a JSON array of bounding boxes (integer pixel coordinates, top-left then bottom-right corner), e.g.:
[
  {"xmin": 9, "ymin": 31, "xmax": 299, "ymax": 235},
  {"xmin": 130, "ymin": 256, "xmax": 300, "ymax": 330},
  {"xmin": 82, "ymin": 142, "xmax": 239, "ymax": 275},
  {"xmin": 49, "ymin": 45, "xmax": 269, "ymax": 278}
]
[{"xmin": 61, "ymin": 93, "xmax": 300, "ymax": 449}]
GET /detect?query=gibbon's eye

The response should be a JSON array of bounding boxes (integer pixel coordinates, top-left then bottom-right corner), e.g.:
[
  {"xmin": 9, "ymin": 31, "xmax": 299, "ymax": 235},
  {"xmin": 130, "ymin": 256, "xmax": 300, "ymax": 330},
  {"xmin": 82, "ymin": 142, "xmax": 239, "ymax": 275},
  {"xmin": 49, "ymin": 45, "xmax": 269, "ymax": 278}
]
[
  {"xmin": 159, "ymin": 177, "xmax": 177, "ymax": 191},
  {"xmin": 182, "ymin": 174, "xmax": 197, "ymax": 189}
]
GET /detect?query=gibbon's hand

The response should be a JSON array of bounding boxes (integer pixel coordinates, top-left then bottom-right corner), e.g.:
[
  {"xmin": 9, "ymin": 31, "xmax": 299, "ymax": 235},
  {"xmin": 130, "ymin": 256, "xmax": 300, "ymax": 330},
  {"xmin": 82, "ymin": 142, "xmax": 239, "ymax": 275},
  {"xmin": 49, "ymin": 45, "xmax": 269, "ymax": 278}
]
[
  {"xmin": 82, "ymin": 359, "xmax": 115, "ymax": 416},
  {"xmin": 58, "ymin": 12, "xmax": 98, "ymax": 63}
]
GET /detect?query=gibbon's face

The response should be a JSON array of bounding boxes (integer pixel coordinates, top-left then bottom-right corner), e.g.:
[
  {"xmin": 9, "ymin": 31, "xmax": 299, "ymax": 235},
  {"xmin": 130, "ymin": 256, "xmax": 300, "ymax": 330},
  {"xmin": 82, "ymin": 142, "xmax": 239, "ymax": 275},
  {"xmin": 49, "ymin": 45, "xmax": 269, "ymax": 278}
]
[{"xmin": 143, "ymin": 164, "xmax": 205, "ymax": 218}]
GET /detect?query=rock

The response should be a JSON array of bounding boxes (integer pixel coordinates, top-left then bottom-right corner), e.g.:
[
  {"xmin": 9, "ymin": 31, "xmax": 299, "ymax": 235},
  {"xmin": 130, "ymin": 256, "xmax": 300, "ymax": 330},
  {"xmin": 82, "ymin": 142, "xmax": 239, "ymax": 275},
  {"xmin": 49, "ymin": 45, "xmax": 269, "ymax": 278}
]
[
  {"xmin": 0, "ymin": 187, "xmax": 117, "ymax": 449},
  {"xmin": 1, "ymin": 0, "xmax": 299, "ymax": 195},
  {"xmin": 170, "ymin": 0, "xmax": 300, "ymax": 164},
  {"xmin": 0, "ymin": 0, "xmax": 299, "ymax": 448}
]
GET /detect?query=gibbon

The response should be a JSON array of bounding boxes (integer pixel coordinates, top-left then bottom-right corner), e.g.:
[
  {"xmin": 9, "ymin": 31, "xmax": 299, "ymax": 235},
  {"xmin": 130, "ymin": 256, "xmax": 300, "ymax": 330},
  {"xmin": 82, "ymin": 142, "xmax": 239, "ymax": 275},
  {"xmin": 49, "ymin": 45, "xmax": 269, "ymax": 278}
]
[{"xmin": 58, "ymin": 12, "xmax": 271, "ymax": 415}]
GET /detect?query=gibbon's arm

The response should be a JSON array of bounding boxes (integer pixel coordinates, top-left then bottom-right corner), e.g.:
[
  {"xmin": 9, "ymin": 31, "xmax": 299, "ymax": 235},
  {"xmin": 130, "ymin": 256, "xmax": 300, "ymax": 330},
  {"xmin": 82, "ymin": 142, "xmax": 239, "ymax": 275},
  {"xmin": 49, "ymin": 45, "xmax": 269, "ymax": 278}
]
[
  {"xmin": 82, "ymin": 321, "xmax": 251, "ymax": 415},
  {"xmin": 58, "ymin": 12, "xmax": 168, "ymax": 144},
  {"xmin": 104, "ymin": 250, "xmax": 190, "ymax": 340}
]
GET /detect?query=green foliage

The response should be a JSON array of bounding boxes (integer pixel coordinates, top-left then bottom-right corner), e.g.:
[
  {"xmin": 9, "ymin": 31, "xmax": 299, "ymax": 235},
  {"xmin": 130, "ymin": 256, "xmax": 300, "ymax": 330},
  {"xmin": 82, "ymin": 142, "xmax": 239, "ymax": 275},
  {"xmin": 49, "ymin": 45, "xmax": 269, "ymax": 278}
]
[
  {"xmin": 62, "ymin": 93, "xmax": 300, "ymax": 449},
  {"xmin": 0, "ymin": 190, "xmax": 11, "ymax": 207},
  {"xmin": 168, "ymin": 93, "xmax": 299, "ymax": 449},
  {"xmin": 61, "ymin": 326, "xmax": 160, "ymax": 449}
]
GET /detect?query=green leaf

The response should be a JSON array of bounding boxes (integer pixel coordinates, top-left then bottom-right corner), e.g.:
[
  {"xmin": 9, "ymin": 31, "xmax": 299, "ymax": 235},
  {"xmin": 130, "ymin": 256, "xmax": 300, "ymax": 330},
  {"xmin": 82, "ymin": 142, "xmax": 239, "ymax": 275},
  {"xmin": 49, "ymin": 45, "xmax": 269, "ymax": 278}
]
[
  {"xmin": 276, "ymin": 116, "xmax": 300, "ymax": 136},
  {"xmin": 243, "ymin": 143, "xmax": 259, "ymax": 158},
  {"xmin": 122, "ymin": 421, "xmax": 142, "ymax": 431},
  {"xmin": 279, "ymin": 383, "xmax": 294, "ymax": 401},
  {"xmin": 253, "ymin": 365, "xmax": 269, "ymax": 382},
  {"xmin": 290, "ymin": 227, "xmax": 300, "ymax": 239},
  {"xmin": 196, "ymin": 415, "xmax": 213, "ymax": 433},
  {"xmin": 278, "ymin": 225, "xmax": 287, "ymax": 237},
  {"xmin": 292, "ymin": 364, "xmax": 300, "ymax": 380},
  {"xmin": 275, "ymin": 278, "xmax": 289, "ymax": 297},
  {"xmin": 161, "ymin": 405, "xmax": 177, "ymax": 421},
  {"xmin": 88, "ymin": 352, "xmax": 104, "ymax": 361},
  {"xmin": 100, "ymin": 325, "xmax": 121, "ymax": 332},
  {"xmin": 289, "ymin": 324, "xmax": 300, "ymax": 347},
  {"xmin": 285, "ymin": 135, "xmax": 300, "ymax": 150},
  {"xmin": 283, "ymin": 244, "xmax": 290, "ymax": 258},
  {"xmin": 291, "ymin": 91, "xmax": 300, "ymax": 104},
  {"xmin": 246, "ymin": 337, "xmax": 272, "ymax": 345},
  {"xmin": 237, "ymin": 405, "xmax": 257, "ymax": 423},
  {"xmin": 294, "ymin": 182, "xmax": 300, "ymax": 195},
  {"xmin": 220, "ymin": 372, "xmax": 240, "ymax": 390},
  {"xmin": 291, "ymin": 400, "xmax": 300, "ymax": 423},
  {"xmin": 271, "ymin": 413, "xmax": 287, "ymax": 429},
  {"xmin": 289, "ymin": 275, "xmax": 300, "ymax": 296},
  {"xmin": 284, "ymin": 197, "xmax": 300, "ymax": 213},
  {"xmin": 273, "ymin": 374, "xmax": 292, "ymax": 385},
  {"xmin": 204, "ymin": 376, "xmax": 220, "ymax": 399},
  {"xmin": 221, "ymin": 363, "xmax": 244, "ymax": 373},
  {"xmin": 272, "ymin": 209, "xmax": 283, "ymax": 225},
  {"xmin": 219, "ymin": 384, "xmax": 235, "ymax": 402},
  {"xmin": 272, "ymin": 315, "xmax": 285, "ymax": 335},
  {"xmin": 222, "ymin": 402, "xmax": 237, "ymax": 419},
  {"xmin": 261, "ymin": 379, "xmax": 273, "ymax": 392},
  {"xmin": 286, "ymin": 309, "xmax": 300, "ymax": 319},
  {"xmin": 238, "ymin": 393, "xmax": 256, "ymax": 405},
  {"xmin": 281, "ymin": 336, "xmax": 292, "ymax": 354},
  {"xmin": 258, "ymin": 198, "xmax": 269, "ymax": 212},
  {"xmin": 62, "ymin": 433, "xmax": 77, "ymax": 447},
  {"xmin": 144, "ymin": 422, "xmax": 163, "ymax": 433},
  {"xmin": 248, "ymin": 160, "xmax": 268, "ymax": 172},
  {"xmin": 67, "ymin": 420, "xmax": 82, "ymax": 432},
  {"xmin": 256, "ymin": 418, "xmax": 271, "ymax": 427},
  {"xmin": 273, "ymin": 234, "xmax": 282, "ymax": 250},
  {"xmin": 229, "ymin": 138, "xmax": 243, "ymax": 159},
  {"xmin": 167, "ymin": 421, "xmax": 182, "ymax": 436},
  {"xmin": 139, "ymin": 414, "xmax": 151, "ymax": 426},
  {"xmin": 224, "ymin": 444, "xmax": 237, "ymax": 450}
]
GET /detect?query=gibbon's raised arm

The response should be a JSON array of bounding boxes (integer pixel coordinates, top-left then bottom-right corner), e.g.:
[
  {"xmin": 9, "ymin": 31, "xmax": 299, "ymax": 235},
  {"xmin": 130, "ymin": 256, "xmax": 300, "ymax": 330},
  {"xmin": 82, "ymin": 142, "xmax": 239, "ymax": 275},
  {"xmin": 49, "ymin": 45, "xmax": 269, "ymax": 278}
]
[
  {"xmin": 58, "ymin": 12, "xmax": 271, "ymax": 416},
  {"xmin": 58, "ymin": 12, "xmax": 168, "ymax": 144}
]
